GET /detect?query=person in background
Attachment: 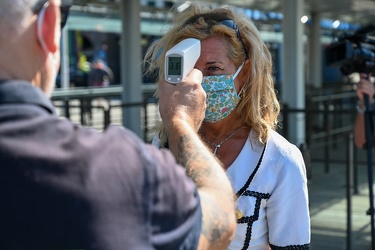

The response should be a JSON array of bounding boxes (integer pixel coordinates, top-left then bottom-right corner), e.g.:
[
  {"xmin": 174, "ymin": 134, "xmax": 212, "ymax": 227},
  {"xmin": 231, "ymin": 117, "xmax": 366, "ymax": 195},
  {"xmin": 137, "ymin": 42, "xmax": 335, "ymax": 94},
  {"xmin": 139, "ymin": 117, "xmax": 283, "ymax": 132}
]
[
  {"xmin": 94, "ymin": 42, "xmax": 109, "ymax": 66},
  {"xmin": 145, "ymin": 2, "xmax": 310, "ymax": 249},
  {"xmin": 0, "ymin": 0, "xmax": 236, "ymax": 249},
  {"xmin": 354, "ymin": 73, "xmax": 374, "ymax": 148},
  {"xmin": 87, "ymin": 59, "xmax": 113, "ymax": 87}
]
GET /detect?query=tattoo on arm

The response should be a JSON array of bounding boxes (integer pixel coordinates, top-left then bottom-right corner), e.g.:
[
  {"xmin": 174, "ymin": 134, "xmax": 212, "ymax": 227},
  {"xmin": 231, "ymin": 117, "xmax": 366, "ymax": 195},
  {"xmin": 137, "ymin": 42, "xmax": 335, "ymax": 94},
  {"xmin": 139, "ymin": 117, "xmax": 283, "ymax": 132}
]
[
  {"xmin": 175, "ymin": 134, "xmax": 214, "ymax": 188},
  {"xmin": 175, "ymin": 134, "xmax": 231, "ymax": 243},
  {"xmin": 200, "ymin": 194, "xmax": 231, "ymax": 243}
]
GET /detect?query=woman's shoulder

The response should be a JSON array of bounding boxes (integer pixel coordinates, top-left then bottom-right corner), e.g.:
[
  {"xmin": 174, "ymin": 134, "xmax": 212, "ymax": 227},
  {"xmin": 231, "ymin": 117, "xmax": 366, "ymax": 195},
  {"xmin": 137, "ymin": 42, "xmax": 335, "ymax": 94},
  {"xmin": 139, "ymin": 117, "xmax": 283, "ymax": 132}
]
[
  {"xmin": 266, "ymin": 130, "xmax": 302, "ymax": 156},
  {"xmin": 260, "ymin": 130, "xmax": 306, "ymax": 173}
]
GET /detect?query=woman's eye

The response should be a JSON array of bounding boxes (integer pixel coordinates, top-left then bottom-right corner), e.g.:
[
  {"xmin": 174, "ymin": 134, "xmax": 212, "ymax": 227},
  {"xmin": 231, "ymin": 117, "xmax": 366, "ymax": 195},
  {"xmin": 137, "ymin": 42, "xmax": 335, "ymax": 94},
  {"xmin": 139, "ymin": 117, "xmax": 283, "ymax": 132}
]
[{"xmin": 207, "ymin": 66, "xmax": 221, "ymax": 72}]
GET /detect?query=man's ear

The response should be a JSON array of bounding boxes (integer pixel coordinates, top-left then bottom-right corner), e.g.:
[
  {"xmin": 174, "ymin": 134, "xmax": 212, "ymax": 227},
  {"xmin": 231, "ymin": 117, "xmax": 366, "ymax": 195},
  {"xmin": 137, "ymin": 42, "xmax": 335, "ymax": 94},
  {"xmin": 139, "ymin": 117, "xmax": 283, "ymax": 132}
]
[{"xmin": 37, "ymin": 2, "xmax": 60, "ymax": 53}]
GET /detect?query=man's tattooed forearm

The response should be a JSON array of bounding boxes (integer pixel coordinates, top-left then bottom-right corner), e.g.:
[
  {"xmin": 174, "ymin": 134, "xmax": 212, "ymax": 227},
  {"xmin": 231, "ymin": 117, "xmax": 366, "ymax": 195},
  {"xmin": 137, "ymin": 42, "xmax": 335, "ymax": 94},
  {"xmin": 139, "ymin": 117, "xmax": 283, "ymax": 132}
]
[
  {"xmin": 176, "ymin": 134, "xmax": 214, "ymax": 188},
  {"xmin": 201, "ymin": 195, "xmax": 231, "ymax": 243}
]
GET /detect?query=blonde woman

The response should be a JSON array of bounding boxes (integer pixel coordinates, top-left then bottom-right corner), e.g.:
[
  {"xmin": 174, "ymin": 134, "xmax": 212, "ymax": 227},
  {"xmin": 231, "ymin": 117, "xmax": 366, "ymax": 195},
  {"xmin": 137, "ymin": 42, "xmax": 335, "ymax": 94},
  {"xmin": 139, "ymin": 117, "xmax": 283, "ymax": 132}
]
[{"xmin": 145, "ymin": 2, "xmax": 310, "ymax": 249}]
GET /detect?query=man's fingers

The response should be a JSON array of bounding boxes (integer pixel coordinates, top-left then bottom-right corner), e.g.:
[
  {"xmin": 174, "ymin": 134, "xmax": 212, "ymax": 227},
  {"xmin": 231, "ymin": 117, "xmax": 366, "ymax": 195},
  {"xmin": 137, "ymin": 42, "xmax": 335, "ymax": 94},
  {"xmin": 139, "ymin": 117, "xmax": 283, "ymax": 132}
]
[
  {"xmin": 360, "ymin": 73, "xmax": 370, "ymax": 80},
  {"xmin": 187, "ymin": 68, "xmax": 203, "ymax": 81}
]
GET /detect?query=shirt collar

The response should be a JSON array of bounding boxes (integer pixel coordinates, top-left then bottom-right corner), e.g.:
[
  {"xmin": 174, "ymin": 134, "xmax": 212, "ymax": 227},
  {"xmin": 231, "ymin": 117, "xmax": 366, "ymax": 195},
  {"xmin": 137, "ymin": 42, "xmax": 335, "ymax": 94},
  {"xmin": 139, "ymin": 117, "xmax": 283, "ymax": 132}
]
[{"xmin": 0, "ymin": 80, "xmax": 56, "ymax": 114}]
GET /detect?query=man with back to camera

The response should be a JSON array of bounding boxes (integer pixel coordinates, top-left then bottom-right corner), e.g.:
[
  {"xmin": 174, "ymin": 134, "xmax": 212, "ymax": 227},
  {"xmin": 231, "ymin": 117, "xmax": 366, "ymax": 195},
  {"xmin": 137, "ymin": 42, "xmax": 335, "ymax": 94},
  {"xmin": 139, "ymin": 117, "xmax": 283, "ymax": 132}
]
[{"xmin": 0, "ymin": 0, "xmax": 236, "ymax": 249}]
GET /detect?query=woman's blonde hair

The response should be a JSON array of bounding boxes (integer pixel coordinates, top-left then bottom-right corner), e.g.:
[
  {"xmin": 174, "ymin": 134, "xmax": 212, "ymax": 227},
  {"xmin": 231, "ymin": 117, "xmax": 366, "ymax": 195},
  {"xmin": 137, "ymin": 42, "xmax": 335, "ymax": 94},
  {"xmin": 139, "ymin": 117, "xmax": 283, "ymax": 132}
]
[{"xmin": 144, "ymin": 2, "xmax": 280, "ymax": 144}]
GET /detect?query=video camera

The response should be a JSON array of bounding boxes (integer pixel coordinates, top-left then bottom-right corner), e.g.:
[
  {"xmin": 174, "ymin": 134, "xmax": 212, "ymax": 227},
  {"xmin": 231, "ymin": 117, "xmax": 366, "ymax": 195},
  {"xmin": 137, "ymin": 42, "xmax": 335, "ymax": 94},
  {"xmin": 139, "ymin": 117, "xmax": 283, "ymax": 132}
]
[{"xmin": 326, "ymin": 24, "xmax": 375, "ymax": 76}]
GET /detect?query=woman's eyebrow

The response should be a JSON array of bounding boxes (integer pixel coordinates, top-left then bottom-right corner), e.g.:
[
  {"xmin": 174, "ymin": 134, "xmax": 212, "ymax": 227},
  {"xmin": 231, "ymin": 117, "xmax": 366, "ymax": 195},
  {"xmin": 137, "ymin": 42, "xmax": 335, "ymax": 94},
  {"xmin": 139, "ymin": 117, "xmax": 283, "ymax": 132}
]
[{"xmin": 206, "ymin": 61, "xmax": 223, "ymax": 65}]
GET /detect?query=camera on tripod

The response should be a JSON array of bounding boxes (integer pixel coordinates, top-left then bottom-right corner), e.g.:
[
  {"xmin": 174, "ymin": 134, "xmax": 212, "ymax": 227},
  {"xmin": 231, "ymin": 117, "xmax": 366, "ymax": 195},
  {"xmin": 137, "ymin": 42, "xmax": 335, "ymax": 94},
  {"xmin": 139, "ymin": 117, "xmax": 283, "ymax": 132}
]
[{"xmin": 326, "ymin": 24, "xmax": 375, "ymax": 76}]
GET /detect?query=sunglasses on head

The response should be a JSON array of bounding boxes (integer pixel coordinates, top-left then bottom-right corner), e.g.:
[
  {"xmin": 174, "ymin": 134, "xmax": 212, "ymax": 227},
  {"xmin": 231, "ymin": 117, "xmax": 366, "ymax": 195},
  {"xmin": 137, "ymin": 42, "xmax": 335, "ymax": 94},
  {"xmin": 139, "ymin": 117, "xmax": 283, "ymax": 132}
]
[
  {"xmin": 32, "ymin": 0, "xmax": 72, "ymax": 29},
  {"xmin": 184, "ymin": 13, "xmax": 248, "ymax": 58}
]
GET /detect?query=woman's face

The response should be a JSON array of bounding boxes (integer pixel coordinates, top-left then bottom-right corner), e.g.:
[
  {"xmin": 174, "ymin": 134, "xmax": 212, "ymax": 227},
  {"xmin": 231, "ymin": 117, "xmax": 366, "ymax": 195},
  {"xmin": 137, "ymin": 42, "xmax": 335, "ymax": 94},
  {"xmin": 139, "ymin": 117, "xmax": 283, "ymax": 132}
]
[{"xmin": 195, "ymin": 37, "xmax": 242, "ymax": 91}]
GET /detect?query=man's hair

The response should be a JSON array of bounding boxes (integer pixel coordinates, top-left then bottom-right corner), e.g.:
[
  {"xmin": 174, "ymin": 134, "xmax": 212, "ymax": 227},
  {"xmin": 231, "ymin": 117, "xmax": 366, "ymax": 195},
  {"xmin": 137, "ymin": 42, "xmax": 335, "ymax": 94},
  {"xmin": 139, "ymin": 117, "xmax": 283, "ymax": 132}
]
[{"xmin": 0, "ymin": 0, "xmax": 38, "ymax": 41}]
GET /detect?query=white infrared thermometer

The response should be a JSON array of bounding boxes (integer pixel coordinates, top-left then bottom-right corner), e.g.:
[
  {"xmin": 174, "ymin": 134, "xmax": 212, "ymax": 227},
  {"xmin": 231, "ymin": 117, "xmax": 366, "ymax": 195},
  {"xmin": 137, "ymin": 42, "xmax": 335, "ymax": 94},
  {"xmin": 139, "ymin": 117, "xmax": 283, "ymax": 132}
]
[{"xmin": 165, "ymin": 38, "xmax": 201, "ymax": 84}]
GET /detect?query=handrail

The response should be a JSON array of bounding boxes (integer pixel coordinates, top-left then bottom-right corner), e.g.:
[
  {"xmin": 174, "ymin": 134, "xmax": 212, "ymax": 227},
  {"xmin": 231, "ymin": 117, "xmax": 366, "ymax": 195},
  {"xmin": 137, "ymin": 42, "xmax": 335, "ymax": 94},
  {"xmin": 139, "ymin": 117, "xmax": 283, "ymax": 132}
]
[
  {"xmin": 51, "ymin": 84, "xmax": 157, "ymax": 100},
  {"xmin": 308, "ymin": 91, "xmax": 356, "ymax": 102}
]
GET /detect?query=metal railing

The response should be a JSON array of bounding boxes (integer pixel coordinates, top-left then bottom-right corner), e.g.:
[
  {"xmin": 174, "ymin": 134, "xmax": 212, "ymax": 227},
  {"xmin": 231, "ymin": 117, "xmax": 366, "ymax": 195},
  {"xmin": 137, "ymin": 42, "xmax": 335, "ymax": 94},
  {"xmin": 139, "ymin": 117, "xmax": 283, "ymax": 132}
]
[
  {"xmin": 51, "ymin": 84, "xmax": 364, "ymax": 164},
  {"xmin": 51, "ymin": 85, "xmax": 159, "ymax": 142},
  {"xmin": 281, "ymin": 95, "xmax": 357, "ymax": 172}
]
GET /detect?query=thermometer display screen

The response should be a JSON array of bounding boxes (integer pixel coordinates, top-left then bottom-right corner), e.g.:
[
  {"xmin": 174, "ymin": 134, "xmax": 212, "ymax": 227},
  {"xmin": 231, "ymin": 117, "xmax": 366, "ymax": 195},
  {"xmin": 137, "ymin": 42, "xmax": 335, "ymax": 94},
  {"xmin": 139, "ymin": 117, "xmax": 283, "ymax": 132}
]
[{"xmin": 168, "ymin": 57, "xmax": 182, "ymax": 76}]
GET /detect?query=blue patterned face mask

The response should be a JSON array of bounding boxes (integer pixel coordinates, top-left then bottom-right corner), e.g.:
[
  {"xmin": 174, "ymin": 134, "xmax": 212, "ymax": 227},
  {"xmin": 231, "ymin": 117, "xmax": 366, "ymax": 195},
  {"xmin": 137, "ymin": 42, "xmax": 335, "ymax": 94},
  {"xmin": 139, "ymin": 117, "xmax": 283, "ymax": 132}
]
[{"xmin": 201, "ymin": 63, "xmax": 244, "ymax": 123}]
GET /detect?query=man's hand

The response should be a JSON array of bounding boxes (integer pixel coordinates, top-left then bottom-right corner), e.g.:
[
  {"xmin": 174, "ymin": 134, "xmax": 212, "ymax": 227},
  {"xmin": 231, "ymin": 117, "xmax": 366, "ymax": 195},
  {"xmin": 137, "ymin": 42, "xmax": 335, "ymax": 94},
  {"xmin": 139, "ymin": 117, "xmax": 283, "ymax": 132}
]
[
  {"xmin": 356, "ymin": 73, "xmax": 374, "ymax": 106},
  {"xmin": 158, "ymin": 69, "xmax": 205, "ymax": 133}
]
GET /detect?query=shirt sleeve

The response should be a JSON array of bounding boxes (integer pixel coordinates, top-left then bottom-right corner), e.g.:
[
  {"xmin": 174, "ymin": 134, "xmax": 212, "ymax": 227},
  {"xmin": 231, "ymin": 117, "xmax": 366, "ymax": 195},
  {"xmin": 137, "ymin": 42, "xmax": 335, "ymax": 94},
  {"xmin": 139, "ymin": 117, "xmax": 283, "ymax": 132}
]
[
  {"xmin": 266, "ymin": 145, "xmax": 311, "ymax": 248},
  {"xmin": 91, "ymin": 126, "xmax": 202, "ymax": 249},
  {"xmin": 148, "ymin": 146, "xmax": 202, "ymax": 250}
]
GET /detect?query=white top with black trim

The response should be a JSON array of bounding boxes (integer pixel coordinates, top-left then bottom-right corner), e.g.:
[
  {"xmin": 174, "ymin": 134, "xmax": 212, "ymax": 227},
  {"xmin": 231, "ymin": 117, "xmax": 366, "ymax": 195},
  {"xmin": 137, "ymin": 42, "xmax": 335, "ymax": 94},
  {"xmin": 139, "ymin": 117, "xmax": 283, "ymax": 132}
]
[{"xmin": 227, "ymin": 130, "xmax": 310, "ymax": 250}]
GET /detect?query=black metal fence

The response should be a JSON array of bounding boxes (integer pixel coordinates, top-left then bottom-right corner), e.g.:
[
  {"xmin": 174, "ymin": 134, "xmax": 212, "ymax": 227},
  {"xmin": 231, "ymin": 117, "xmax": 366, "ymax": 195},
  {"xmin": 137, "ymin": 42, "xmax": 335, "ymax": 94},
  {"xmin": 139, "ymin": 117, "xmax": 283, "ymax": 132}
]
[{"xmin": 51, "ymin": 85, "xmax": 369, "ymax": 169}]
